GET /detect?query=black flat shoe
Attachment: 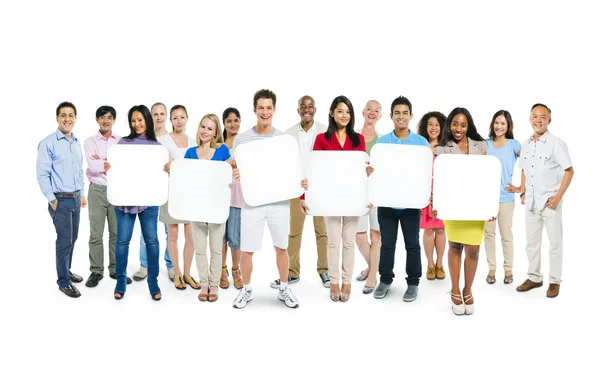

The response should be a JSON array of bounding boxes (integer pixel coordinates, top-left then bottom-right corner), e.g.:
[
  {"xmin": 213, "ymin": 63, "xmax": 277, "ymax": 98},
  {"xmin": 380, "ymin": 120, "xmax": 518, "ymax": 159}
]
[
  {"xmin": 85, "ymin": 273, "xmax": 103, "ymax": 287},
  {"xmin": 110, "ymin": 274, "xmax": 133, "ymax": 284},
  {"xmin": 69, "ymin": 272, "xmax": 83, "ymax": 283},
  {"xmin": 151, "ymin": 293, "xmax": 162, "ymax": 301},
  {"xmin": 114, "ymin": 292, "xmax": 125, "ymax": 300},
  {"xmin": 59, "ymin": 284, "xmax": 81, "ymax": 298}
]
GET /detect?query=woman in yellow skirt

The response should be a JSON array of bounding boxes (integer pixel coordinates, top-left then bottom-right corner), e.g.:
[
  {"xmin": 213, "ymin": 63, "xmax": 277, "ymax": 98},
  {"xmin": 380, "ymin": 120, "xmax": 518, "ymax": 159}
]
[{"xmin": 433, "ymin": 107, "xmax": 491, "ymax": 316}]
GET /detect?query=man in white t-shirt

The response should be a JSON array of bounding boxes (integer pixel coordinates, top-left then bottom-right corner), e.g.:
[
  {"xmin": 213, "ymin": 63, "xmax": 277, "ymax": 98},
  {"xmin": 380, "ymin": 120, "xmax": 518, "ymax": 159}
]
[
  {"xmin": 231, "ymin": 89, "xmax": 299, "ymax": 309},
  {"xmin": 270, "ymin": 95, "xmax": 330, "ymax": 289}
]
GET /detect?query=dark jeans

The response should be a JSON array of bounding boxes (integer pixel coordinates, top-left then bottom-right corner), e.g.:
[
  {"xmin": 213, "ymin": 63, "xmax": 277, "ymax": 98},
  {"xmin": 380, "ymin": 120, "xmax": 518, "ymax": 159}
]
[
  {"xmin": 115, "ymin": 206, "xmax": 160, "ymax": 295},
  {"xmin": 377, "ymin": 207, "xmax": 422, "ymax": 286},
  {"xmin": 48, "ymin": 197, "xmax": 81, "ymax": 288}
]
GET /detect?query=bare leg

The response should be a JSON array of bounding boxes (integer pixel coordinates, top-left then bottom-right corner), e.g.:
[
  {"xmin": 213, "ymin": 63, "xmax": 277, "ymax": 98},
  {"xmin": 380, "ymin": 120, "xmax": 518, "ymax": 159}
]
[
  {"xmin": 463, "ymin": 245, "xmax": 480, "ymax": 304},
  {"xmin": 231, "ymin": 248, "xmax": 241, "ymax": 270},
  {"xmin": 355, "ymin": 232, "xmax": 370, "ymax": 277},
  {"xmin": 167, "ymin": 224, "xmax": 180, "ymax": 277},
  {"xmin": 182, "ymin": 223, "xmax": 195, "ymax": 277},
  {"xmin": 448, "ymin": 241, "xmax": 463, "ymax": 305},
  {"xmin": 366, "ymin": 229, "xmax": 380, "ymax": 287},
  {"xmin": 423, "ymin": 228, "xmax": 435, "ymax": 268},
  {"xmin": 275, "ymin": 247, "xmax": 289, "ymax": 284},
  {"xmin": 240, "ymin": 251, "xmax": 253, "ymax": 285},
  {"xmin": 434, "ymin": 228, "xmax": 447, "ymax": 267}
]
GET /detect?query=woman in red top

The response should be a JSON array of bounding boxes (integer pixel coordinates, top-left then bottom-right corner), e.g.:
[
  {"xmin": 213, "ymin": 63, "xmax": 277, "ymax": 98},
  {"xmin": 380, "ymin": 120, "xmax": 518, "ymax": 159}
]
[{"xmin": 300, "ymin": 95, "xmax": 367, "ymax": 302}]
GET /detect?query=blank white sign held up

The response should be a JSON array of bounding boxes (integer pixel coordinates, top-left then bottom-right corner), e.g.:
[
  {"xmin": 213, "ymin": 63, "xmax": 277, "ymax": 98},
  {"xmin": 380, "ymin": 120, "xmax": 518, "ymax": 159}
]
[
  {"xmin": 168, "ymin": 158, "xmax": 231, "ymax": 224},
  {"xmin": 107, "ymin": 144, "xmax": 169, "ymax": 206},
  {"xmin": 305, "ymin": 151, "xmax": 370, "ymax": 216},
  {"xmin": 368, "ymin": 144, "xmax": 432, "ymax": 209},
  {"xmin": 432, "ymin": 154, "xmax": 501, "ymax": 220},
  {"xmin": 235, "ymin": 134, "xmax": 304, "ymax": 207}
]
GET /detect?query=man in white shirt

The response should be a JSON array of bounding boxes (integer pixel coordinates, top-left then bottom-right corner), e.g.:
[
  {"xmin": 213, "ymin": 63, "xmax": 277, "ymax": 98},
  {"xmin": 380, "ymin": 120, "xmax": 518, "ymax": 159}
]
[
  {"xmin": 510, "ymin": 103, "xmax": 573, "ymax": 298},
  {"xmin": 270, "ymin": 95, "xmax": 330, "ymax": 289}
]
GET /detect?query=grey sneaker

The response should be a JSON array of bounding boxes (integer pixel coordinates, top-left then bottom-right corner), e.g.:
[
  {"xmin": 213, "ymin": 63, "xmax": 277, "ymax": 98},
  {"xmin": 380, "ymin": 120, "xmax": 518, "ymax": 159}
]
[
  {"xmin": 232, "ymin": 288, "xmax": 253, "ymax": 309},
  {"xmin": 270, "ymin": 276, "xmax": 300, "ymax": 289},
  {"xmin": 133, "ymin": 267, "xmax": 148, "ymax": 281},
  {"xmin": 373, "ymin": 282, "xmax": 391, "ymax": 299},
  {"xmin": 403, "ymin": 285, "xmax": 419, "ymax": 302},
  {"xmin": 167, "ymin": 268, "xmax": 175, "ymax": 282},
  {"xmin": 319, "ymin": 272, "xmax": 331, "ymax": 288},
  {"xmin": 278, "ymin": 287, "xmax": 299, "ymax": 308}
]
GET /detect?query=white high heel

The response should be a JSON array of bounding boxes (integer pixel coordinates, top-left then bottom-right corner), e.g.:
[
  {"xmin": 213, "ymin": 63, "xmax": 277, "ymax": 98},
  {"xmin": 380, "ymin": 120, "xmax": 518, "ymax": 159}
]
[
  {"xmin": 450, "ymin": 292, "xmax": 465, "ymax": 315},
  {"xmin": 463, "ymin": 294, "xmax": 474, "ymax": 315}
]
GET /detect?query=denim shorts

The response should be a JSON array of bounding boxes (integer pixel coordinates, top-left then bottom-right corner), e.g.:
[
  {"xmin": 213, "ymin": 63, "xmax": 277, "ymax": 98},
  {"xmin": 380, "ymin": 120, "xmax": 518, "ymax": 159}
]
[{"xmin": 223, "ymin": 207, "xmax": 241, "ymax": 249}]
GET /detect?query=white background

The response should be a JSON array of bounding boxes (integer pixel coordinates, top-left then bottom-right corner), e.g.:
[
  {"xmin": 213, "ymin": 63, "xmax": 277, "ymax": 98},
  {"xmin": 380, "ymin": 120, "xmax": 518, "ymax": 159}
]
[{"xmin": 2, "ymin": 0, "xmax": 597, "ymax": 367}]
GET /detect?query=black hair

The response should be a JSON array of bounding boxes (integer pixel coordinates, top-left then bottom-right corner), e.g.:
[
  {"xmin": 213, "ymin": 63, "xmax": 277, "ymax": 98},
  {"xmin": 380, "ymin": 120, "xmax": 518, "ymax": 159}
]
[
  {"xmin": 390, "ymin": 95, "xmax": 412, "ymax": 115},
  {"xmin": 325, "ymin": 95, "xmax": 361, "ymax": 148},
  {"xmin": 488, "ymin": 110, "xmax": 515, "ymax": 139},
  {"xmin": 124, "ymin": 105, "xmax": 157, "ymax": 141},
  {"xmin": 56, "ymin": 101, "xmax": 77, "ymax": 117},
  {"xmin": 417, "ymin": 111, "xmax": 447, "ymax": 142},
  {"xmin": 253, "ymin": 89, "xmax": 277, "ymax": 108},
  {"xmin": 96, "ymin": 105, "xmax": 116, "ymax": 119},
  {"xmin": 438, "ymin": 107, "xmax": 484, "ymax": 147},
  {"xmin": 222, "ymin": 107, "xmax": 241, "ymax": 140}
]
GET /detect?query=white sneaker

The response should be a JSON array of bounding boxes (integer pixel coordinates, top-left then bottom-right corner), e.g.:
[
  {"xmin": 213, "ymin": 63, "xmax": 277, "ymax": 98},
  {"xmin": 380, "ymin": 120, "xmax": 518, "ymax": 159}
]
[
  {"xmin": 132, "ymin": 267, "xmax": 148, "ymax": 281},
  {"xmin": 167, "ymin": 268, "xmax": 175, "ymax": 282},
  {"xmin": 278, "ymin": 287, "xmax": 299, "ymax": 308},
  {"xmin": 232, "ymin": 288, "xmax": 253, "ymax": 309}
]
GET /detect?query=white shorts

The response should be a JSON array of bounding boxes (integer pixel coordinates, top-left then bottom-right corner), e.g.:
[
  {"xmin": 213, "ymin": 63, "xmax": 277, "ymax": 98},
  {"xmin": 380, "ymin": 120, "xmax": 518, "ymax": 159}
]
[
  {"xmin": 357, "ymin": 205, "xmax": 380, "ymax": 233},
  {"xmin": 241, "ymin": 200, "xmax": 290, "ymax": 252}
]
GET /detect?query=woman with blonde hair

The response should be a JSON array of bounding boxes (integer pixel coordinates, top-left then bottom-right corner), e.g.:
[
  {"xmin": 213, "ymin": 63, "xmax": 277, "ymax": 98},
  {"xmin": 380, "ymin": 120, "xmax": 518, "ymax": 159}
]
[{"xmin": 184, "ymin": 114, "xmax": 234, "ymax": 302}]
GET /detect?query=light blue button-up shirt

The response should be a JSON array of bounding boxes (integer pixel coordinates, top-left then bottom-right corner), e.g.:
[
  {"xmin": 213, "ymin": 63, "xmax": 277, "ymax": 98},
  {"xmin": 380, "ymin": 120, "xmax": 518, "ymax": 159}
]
[
  {"xmin": 37, "ymin": 129, "xmax": 85, "ymax": 203},
  {"xmin": 376, "ymin": 129, "xmax": 430, "ymax": 210}
]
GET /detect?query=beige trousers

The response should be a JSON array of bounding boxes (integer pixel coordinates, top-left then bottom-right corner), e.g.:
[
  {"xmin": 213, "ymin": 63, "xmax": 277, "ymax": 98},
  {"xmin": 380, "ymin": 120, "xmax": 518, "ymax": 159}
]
[
  {"xmin": 484, "ymin": 201, "xmax": 515, "ymax": 271},
  {"xmin": 288, "ymin": 198, "xmax": 328, "ymax": 277},
  {"xmin": 324, "ymin": 216, "xmax": 359, "ymax": 284},
  {"xmin": 192, "ymin": 222, "xmax": 225, "ymax": 287},
  {"xmin": 525, "ymin": 200, "xmax": 563, "ymax": 284}
]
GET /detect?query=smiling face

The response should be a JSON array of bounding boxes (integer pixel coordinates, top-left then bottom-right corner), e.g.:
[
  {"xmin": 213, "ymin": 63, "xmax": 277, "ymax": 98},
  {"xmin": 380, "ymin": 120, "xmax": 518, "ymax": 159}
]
[
  {"xmin": 254, "ymin": 98, "xmax": 275, "ymax": 127},
  {"xmin": 530, "ymin": 105, "xmax": 551, "ymax": 137},
  {"xmin": 391, "ymin": 104, "xmax": 412, "ymax": 131},
  {"xmin": 362, "ymin": 101, "xmax": 382, "ymax": 126},
  {"xmin": 224, "ymin": 112, "xmax": 240, "ymax": 136},
  {"xmin": 198, "ymin": 117, "xmax": 217, "ymax": 144},
  {"xmin": 96, "ymin": 112, "xmax": 114, "ymax": 135},
  {"xmin": 450, "ymin": 113, "xmax": 468, "ymax": 142},
  {"xmin": 298, "ymin": 96, "xmax": 316, "ymax": 125},
  {"xmin": 131, "ymin": 111, "xmax": 147, "ymax": 135},
  {"xmin": 56, "ymin": 107, "xmax": 77, "ymax": 136},
  {"xmin": 426, "ymin": 116, "xmax": 441, "ymax": 140},
  {"xmin": 493, "ymin": 114, "xmax": 508, "ymax": 138},
  {"xmin": 170, "ymin": 108, "xmax": 187, "ymax": 133},
  {"xmin": 152, "ymin": 104, "xmax": 167, "ymax": 131},
  {"xmin": 331, "ymin": 102, "xmax": 351, "ymax": 129}
]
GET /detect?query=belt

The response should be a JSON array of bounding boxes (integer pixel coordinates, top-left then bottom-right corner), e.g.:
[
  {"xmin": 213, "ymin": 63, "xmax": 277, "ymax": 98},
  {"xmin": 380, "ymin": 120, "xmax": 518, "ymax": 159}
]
[{"xmin": 54, "ymin": 191, "xmax": 81, "ymax": 198}]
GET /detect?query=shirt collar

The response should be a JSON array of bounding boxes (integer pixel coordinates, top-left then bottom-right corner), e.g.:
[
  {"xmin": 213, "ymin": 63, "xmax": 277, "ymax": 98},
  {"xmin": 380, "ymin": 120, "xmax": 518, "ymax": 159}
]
[
  {"xmin": 55, "ymin": 128, "xmax": 78, "ymax": 142},
  {"xmin": 528, "ymin": 130, "xmax": 550, "ymax": 143},
  {"xmin": 95, "ymin": 130, "xmax": 117, "ymax": 141},
  {"xmin": 298, "ymin": 122, "xmax": 316, "ymax": 133},
  {"xmin": 391, "ymin": 129, "xmax": 414, "ymax": 142}
]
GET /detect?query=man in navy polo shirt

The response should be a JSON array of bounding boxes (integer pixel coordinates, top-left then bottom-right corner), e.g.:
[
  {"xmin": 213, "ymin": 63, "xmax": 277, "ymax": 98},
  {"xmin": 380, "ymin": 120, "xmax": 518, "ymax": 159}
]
[
  {"xmin": 368, "ymin": 96, "xmax": 429, "ymax": 302},
  {"xmin": 37, "ymin": 101, "xmax": 87, "ymax": 298}
]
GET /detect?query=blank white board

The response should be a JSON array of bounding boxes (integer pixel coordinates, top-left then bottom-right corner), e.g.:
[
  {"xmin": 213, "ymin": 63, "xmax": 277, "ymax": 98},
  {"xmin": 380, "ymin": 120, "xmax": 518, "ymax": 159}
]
[
  {"xmin": 168, "ymin": 158, "xmax": 231, "ymax": 223},
  {"xmin": 305, "ymin": 151, "xmax": 370, "ymax": 216},
  {"xmin": 432, "ymin": 154, "xmax": 501, "ymax": 220},
  {"xmin": 235, "ymin": 134, "xmax": 304, "ymax": 207},
  {"xmin": 107, "ymin": 144, "xmax": 169, "ymax": 206},
  {"xmin": 368, "ymin": 144, "xmax": 432, "ymax": 208}
]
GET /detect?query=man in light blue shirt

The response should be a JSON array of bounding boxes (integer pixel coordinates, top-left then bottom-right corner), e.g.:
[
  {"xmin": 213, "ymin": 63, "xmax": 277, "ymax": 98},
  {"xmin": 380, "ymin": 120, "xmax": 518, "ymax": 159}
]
[
  {"xmin": 37, "ymin": 102, "xmax": 87, "ymax": 298},
  {"xmin": 369, "ymin": 96, "xmax": 429, "ymax": 302}
]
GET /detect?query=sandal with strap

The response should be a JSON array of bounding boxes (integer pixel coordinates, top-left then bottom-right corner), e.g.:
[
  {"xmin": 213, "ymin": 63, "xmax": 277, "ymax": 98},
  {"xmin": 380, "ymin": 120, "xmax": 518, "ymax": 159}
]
[
  {"xmin": 184, "ymin": 276, "xmax": 201, "ymax": 290},
  {"xmin": 198, "ymin": 288, "xmax": 208, "ymax": 302},
  {"xmin": 174, "ymin": 276, "xmax": 186, "ymax": 290},
  {"xmin": 449, "ymin": 291, "xmax": 465, "ymax": 315},
  {"xmin": 208, "ymin": 286, "xmax": 218, "ymax": 302},
  {"xmin": 463, "ymin": 293, "xmax": 474, "ymax": 315},
  {"xmin": 486, "ymin": 274, "xmax": 496, "ymax": 284},
  {"xmin": 220, "ymin": 266, "xmax": 230, "ymax": 289},
  {"xmin": 504, "ymin": 274, "xmax": 514, "ymax": 284},
  {"xmin": 232, "ymin": 267, "xmax": 243, "ymax": 290}
]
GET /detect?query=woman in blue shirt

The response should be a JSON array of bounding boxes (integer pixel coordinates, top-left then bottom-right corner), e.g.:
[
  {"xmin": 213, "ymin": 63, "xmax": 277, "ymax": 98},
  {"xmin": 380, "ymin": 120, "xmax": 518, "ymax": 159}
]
[
  {"xmin": 484, "ymin": 110, "xmax": 521, "ymax": 285},
  {"xmin": 184, "ymin": 114, "xmax": 233, "ymax": 302}
]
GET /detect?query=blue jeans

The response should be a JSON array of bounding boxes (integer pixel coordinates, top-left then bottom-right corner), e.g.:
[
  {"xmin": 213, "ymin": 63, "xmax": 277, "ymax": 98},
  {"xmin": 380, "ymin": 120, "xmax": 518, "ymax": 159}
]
[
  {"xmin": 48, "ymin": 196, "xmax": 81, "ymax": 288},
  {"xmin": 115, "ymin": 207, "xmax": 160, "ymax": 295},
  {"xmin": 140, "ymin": 222, "xmax": 173, "ymax": 269}
]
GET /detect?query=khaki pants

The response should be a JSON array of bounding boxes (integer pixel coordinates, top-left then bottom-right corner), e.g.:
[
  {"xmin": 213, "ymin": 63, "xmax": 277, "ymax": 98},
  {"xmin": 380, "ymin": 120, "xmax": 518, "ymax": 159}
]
[
  {"xmin": 324, "ymin": 216, "xmax": 358, "ymax": 284},
  {"xmin": 88, "ymin": 183, "xmax": 116, "ymax": 276},
  {"xmin": 192, "ymin": 222, "xmax": 225, "ymax": 287},
  {"xmin": 288, "ymin": 198, "xmax": 328, "ymax": 278},
  {"xmin": 525, "ymin": 200, "xmax": 563, "ymax": 284},
  {"xmin": 484, "ymin": 201, "xmax": 515, "ymax": 271}
]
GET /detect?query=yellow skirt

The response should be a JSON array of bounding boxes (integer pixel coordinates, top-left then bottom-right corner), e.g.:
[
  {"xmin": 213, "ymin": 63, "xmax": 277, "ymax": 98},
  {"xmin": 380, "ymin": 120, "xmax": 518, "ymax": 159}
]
[{"xmin": 443, "ymin": 220, "xmax": 485, "ymax": 246}]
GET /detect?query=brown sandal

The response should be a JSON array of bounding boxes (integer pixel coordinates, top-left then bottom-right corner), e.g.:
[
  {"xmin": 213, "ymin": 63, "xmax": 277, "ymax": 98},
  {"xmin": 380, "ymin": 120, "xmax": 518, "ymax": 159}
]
[
  {"xmin": 208, "ymin": 287, "xmax": 219, "ymax": 302},
  {"xmin": 198, "ymin": 288, "xmax": 208, "ymax": 302},
  {"xmin": 232, "ymin": 267, "xmax": 243, "ymax": 290},
  {"xmin": 220, "ymin": 266, "xmax": 230, "ymax": 289}
]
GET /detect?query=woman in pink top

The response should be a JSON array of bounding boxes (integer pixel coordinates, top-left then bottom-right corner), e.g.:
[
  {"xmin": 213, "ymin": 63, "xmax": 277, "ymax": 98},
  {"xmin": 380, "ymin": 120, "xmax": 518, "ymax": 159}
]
[
  {"xmin": 220, "ymin": 107, "xmax": 244, "ymax": 290},
  {"xmin": 417, "ymin": 111, "xmax": 447, "ymax": 281}
]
